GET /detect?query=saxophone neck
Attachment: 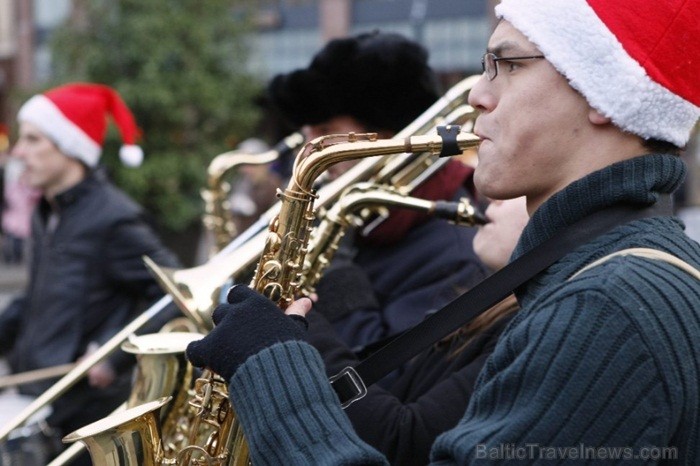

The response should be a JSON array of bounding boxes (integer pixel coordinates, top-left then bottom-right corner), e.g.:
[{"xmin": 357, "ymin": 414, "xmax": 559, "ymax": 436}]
[
  {"xmin": 202, "ymin": 132, "xmax": 306, "ymax": 255},
  {"xmin": 252, "ymin": 126, "xmax": 479, "ymax": 307},
  {"xmin": 294, "ymin": 127, "xmax": 479, "ymax": 190}
]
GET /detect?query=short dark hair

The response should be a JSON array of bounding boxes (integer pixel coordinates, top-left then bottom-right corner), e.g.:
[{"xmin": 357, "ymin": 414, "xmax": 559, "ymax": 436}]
[{"xmin": 642, "ymin": 138, "xmax": 682, "ymax": 156}]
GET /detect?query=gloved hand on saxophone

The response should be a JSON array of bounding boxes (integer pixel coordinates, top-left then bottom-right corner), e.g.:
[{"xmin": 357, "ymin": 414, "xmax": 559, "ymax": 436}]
[{"xmin": 186, "ymin": 285, "xmax": 313, "ymax": 382}]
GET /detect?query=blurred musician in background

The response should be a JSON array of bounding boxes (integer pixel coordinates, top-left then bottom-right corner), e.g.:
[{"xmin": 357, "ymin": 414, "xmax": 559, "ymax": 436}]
[
  {"xmin": 0, "ymin": 83, "xmax": 180, "ymax": 465},
  {"xmin": 187, "ymin": 0, "xmax": 700, "ymax": 463},
  {"xmin": 267, "ymin": 30, "xmax": 489, "ymax": 359}
]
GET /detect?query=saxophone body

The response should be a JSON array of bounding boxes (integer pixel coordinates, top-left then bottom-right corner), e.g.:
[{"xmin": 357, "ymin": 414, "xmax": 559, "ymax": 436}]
[{"xmin": 64, "ymin": 127, "xmax": 479, "ymax": 466}]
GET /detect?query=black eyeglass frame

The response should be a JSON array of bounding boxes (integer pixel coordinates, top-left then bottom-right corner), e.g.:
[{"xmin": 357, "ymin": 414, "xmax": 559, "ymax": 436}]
[{"xmin": 481, "ymin": 52, "xmax": 545, "ymax": 81}]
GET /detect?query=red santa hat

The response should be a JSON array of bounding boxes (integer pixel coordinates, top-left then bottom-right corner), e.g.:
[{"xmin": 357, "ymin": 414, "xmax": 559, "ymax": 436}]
[
  {"xmin": 17, "ymin": 83, "xmax": 144, "ymax": 167},
  {"xmin": 496, "ymin": 0, "xmax": 700, "ymax": 147}
]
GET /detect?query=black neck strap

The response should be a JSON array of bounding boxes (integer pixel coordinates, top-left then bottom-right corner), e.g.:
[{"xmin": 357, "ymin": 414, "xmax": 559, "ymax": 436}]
[{"xmin": 330, "ymin": 196, "xmax": 673, "ymax": 407}]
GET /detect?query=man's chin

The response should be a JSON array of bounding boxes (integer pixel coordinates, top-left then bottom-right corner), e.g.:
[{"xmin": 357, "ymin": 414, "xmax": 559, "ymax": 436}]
[
  {"xmin": 473, "ymin": 170, "xmax": 499, "ymax": 197},
  {"xmin": 474, "ymin": 181, "xmax": 520, "ymax": 202}
]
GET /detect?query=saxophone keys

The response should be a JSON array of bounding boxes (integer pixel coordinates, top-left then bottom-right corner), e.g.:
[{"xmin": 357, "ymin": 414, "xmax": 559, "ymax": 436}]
[
  {"xmin": 261, "ymin": 261, "xmax": 282, "ymax": 280},
  {"xmin": 262, "ymin": 283, "xmax": 283, "ymax": 303},
  {"xmin": 264, "ymin": 233, "xmax": 282, "ymax": 253}
]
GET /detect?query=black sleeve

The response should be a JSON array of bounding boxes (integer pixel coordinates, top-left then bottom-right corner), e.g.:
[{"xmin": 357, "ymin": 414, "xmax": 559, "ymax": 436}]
[
  {"xmin": 0, "ymin": 295, "xmax": 25, "ymax": 354},
  {"xmin": 345, "ymin": 350, "xmax": 492, "ymax": 466},
  {"xmin": 305, "ymin": 310, "xmax": 361, "ymax": 375},
  {"xmin": 103, "ymin": 217, "xmax": 184, "ymax": 373},
  {"xmin": 104, "ymin": 218, "xmax": 181, "ymax": 301}
]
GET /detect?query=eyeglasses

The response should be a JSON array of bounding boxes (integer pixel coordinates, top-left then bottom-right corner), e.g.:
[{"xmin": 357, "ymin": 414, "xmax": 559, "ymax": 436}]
[{"xmin": 481, "ymin": 52, "xmax": 545, "ymax": 81}]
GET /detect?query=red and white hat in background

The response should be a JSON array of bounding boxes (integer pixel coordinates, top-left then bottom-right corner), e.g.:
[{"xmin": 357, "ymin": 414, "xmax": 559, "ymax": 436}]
[
  {"xmin": 0, "ymin": 123, "xmax": 9, "ymax": 153},
  {"xmin": 17, "ymin": 83, "xmax": 144, "ymax": 167},
  {"xmin": 496, "ymin": 0, "xmax": 700, "ymax": 147}
]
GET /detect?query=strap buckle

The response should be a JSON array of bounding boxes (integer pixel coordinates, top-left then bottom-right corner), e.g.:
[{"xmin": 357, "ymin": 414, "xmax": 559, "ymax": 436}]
[{"xmin": 329, "ymin": 366, "xmax": 367, "ymax": 409}]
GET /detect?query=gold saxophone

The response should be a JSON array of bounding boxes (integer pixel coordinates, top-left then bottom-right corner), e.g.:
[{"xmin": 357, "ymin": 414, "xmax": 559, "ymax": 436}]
[
  {"xmin": 144, "ymin": 75, "xmax": 481, "ymax": 330},
  {"xmin": 202, "ymin": 132, "xmax": 305, "ymax": 253},
  {"xmin": 299, "ymin": 182, "xmax": 487, "ymax": 296},
  {"xmin": 62, "ymin": 127, "xmax": 480, "ymax": 466}
]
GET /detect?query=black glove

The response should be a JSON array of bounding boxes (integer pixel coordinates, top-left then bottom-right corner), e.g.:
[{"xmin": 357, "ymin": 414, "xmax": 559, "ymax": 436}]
[
  {"xmin": 314, "ymin": 262, "xmax": 380, "ymax": 322},
  {"xmin": 186, "ymin": 285, "xmax": 307, "ymax": 381}
]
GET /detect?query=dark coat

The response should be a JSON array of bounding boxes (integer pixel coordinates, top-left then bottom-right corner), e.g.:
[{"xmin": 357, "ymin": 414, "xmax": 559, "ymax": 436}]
[
  {"xmin": 350, "ymin": 203, "xmax": 487, "ymax": 346},
  {"xmin": 0, "ymin": 169, "xmax": 180, "ymax": 431},
  {"xmin": 315, "ymin": 163, "xmax": 489, "ymax": 352}
]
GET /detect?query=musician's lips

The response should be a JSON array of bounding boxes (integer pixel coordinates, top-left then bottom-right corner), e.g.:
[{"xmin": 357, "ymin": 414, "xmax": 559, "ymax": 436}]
[{"xmin": 473, "ymin": 129, "xmax": 490, "ymax": 144}]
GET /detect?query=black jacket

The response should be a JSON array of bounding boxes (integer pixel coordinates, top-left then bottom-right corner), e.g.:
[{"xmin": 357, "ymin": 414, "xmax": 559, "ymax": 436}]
[{"xmin": 0, "ymin": 169, "xmax": 180, "ymax": 429}]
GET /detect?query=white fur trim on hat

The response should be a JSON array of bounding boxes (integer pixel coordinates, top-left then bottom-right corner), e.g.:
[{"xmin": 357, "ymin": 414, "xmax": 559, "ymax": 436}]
[
  {"xmin": 17, "ymin": 95, "xmax": 101, "ymax": 166},
  {"xmin": 119, "ymin": 144, "xmax": 144, "ymax": 167},
  {"xmin": 496, "ymin": 0, "xmax": 700, "ymax": 147}
]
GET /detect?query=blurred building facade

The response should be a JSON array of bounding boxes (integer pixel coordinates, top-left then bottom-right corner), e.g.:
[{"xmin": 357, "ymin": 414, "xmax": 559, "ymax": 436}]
[
  {"xmin": 245, "ymin": 0, "xmax": 496, "ymax": 81},
  {"xmin": 0, "ymin": 0, "xmax": 495, "ymax": 118}
]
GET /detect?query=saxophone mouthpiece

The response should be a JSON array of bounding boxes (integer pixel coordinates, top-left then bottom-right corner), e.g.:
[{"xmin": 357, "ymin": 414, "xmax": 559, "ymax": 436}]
[
  {"xmin": 472, "ymin": 210, "xmax": 489, "ymax": 226},
  {"xmin": 433, "ymin": 199, "xmax": 488, "ymax": 226}
]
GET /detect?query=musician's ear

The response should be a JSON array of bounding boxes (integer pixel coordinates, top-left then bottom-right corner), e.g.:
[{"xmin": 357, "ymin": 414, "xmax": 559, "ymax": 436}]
[{"xmin": 588, "ymin": 108, "xmax": 611, "ymax": 126}]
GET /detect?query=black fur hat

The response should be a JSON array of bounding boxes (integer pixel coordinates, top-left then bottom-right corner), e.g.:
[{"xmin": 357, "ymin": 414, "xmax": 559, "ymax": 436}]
[{"xmin": 267, "ymin": 31, "xmax": 440, "ymax": 133}]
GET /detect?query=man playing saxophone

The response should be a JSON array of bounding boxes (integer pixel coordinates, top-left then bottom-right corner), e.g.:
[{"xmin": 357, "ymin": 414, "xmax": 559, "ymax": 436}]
[{"xmin": 188, "ymin": 0, "xmax": 700, "ymax": 463}]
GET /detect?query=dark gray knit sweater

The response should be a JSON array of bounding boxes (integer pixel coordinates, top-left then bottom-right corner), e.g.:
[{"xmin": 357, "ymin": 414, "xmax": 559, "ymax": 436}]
[{"xmin": 229, "ymin": 154, "xmax": 700, "ymax": 465}]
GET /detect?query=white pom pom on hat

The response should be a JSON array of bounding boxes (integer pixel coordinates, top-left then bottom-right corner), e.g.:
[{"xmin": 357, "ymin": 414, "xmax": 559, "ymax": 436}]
[
  {"xmin": 496, "ymin": 0, "xmax": 700, "ymax": 147},
  {"xmin": 119, "ymin": 144, "xmax": 144, "ymax": 167},
  {"xmin": 17, "ymin": 83, "xmax": 145, "ymax": 167}
]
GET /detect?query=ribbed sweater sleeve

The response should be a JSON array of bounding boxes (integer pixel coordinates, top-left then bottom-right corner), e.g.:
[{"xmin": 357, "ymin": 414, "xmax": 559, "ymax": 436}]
[
  {"xmin": 229, "ymin": 340, "xmax": 389, "ymax": 465},
  {"xmin": 431, "ymin": 262, "xmax": 690, "ymax": 464}
]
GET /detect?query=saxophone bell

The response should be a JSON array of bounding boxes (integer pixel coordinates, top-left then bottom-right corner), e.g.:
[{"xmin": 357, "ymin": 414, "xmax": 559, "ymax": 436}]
[
  {"xmin": 62, "ymin": 397, "xmax": 171, "ymax": 466},
  {"xmin": 48, "ymin": 332, "xmax": 204, "ymax": 466},
  {"xmin": 121, "ymin": 333, "xmax": 203, "ymax": 415}
]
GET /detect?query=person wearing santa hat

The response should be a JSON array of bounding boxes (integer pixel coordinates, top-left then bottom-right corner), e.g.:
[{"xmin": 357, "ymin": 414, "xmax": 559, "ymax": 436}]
[
  {"xmin": 0, "ymin": 83, "xmax": 181, "ymax": 465},
  {"xmin": 183, "ymin": 0, "xmax": 700, "ymax": 463}
]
